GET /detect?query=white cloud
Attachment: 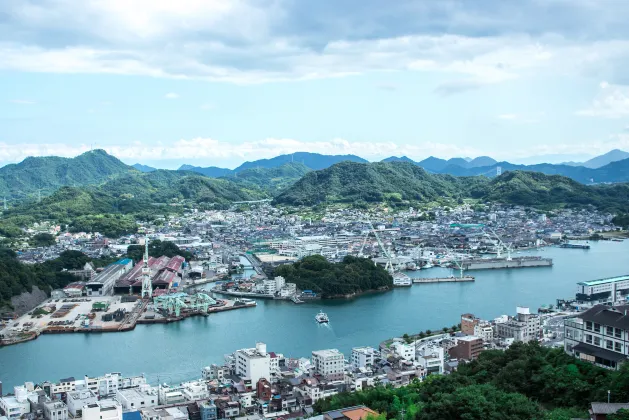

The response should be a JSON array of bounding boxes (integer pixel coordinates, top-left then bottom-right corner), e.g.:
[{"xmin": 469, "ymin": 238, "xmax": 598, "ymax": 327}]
[
  {"xmin": 577, "ymin": 83, "xmax": 629, "ymax": 118},
  {"xmin": 164, "ymin": 92, "xmax": 179, "ymax": 99},
  {"xmin": 9, "ymin": 99, "xmax": 36, "ymax": 105}
]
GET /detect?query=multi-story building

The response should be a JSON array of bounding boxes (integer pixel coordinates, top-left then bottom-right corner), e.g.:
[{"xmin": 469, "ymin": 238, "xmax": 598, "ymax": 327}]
[
  {"xmin": 474, "ymin": 323, "xmax": 494, "ymax": 341},
  {"xmin": 234, "ymin": 342, "xmax": 272, "ymax": 384},
  {"xmin": 416, "ymin": 346, "xmax": 444, "ymax": 375},
  {"xmin": 43, "ymin": 401, "xmax": 68, "ymax": 420},
  {"xmin": 448, "ymin": 336, "xmax": 484, "ymax": 361},
  {"xmin": 495, "ymin": 307, "xmax": 540, "ymax": 343},
  {"xmin": 390, "ymin": 342, "xmax": 415, "ymax": 362},
  {"xmin": 66, "ymin": 390, "xmax": 98, "ymax": 417},
  {"xmin": 312, "ymin": 349, "xmax": 345, "ymax": 381},
  {"xmin": 115, "ymin": 386, "xmax": 158, "ymax": 412},
  {"xmin": 564, "ymin": 304, "xmax": 629, "ymax": 370},
  {"xmin": 199, "ymin": 401, "xmax": 217, "ymax": 420},
  {"xmin": 350, "ymin": 347, "xmax": 378, "ymax": 369},
  {"xmin": 201, "ymin": 365, "xmax": 229, "ymax": 382},
  {"xmin": 157, "ymin": 385, "xmax": 185, "ymax": 406},
  {"xmin": 181, "ymin": 381, "xmax": 209, "ymax": 402},
  {"xmin": 0, "ymin": 387, "xmax": 30, "ymax": 419},
  {"xmin": 576, "ymin": 275, "xmax": 629, "ymax": 304},
  {"xmin": 461, "ymin": 313, "xmax": 480, "ymax": 335},
  {"xmin": 82, "ymin": 401, "xmax": 122, "ymax": 420}
]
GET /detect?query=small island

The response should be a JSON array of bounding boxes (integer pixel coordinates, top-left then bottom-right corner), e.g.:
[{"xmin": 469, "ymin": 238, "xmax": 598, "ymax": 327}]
[{"xmin": 274, "ymin": 255, "xmax": 393, "ymax": 299}]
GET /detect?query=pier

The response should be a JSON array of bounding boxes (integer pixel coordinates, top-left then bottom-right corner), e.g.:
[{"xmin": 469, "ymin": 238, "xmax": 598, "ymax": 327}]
[{"xmin": 413, "ymin": 276, "xmax": 475, "ymax": 283}]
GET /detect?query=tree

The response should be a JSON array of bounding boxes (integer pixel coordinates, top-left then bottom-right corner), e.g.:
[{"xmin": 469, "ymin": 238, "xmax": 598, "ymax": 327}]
[
  {"xmin": 609, "ymin": 409, "xmax": 629, "ymax": 420},
  {"xmin": 426, "ymin": 329, "xmax": 432, "ymax": 335},
  {"xmin": 29, "ymin": 232, "xmax": 56, "ymax": 247},
  {"xmin": 127, "ymin": 239, "xmax": 193, "ymax": 262}
]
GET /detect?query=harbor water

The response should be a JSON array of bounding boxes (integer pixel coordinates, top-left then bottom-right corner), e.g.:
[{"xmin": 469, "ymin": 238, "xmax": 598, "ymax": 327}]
[{"xmin": 1, "ymin": 240, "xmax": 628, "ymax": 389}]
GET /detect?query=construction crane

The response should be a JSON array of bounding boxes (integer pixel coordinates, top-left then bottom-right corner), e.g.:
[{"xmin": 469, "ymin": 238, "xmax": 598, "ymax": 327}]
[
  {"xmin": 484, "ymin": 227, "xmax": 513, "ymax": 261},
  {"xmin": 141, "ymin": 237, "xmax": 152, "ymax": 299},
  {"xmin": 188, "ymin": 293, "xmax": 216, "ymax": 313},
  {"xmin": 358, "ymin": 230, "xmax": 370, "ymax": 258},
  {"xmin": 364, "ymin": 220, "xmax": 394, "ymax": 274},
  {"xmin": 154, "ymin": 294, "xmax": 188, "ymax": 317}
]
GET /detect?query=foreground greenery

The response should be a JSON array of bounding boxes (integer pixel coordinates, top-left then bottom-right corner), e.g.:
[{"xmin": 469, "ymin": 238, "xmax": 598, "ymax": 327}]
[
  {"xmin": 274, "ymin": 161, "xmax": 629, "ymax": 213},
  {"xmin": 314, "ymin": 342, "xmax": 629, "ymax": 420},
  {"xmin": 274, "ymin": 255, "xmax": 392, "ymax": 298}
]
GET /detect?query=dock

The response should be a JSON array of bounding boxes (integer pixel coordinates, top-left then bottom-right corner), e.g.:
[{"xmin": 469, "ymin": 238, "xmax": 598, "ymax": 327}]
[{"xmin": 413, "ymin": 276, "xmax": 475, "ymax": 283}]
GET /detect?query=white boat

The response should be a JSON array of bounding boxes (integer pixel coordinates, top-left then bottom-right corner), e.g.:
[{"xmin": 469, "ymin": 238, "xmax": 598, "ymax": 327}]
[
  {"xmin": 315, "ymin": 311, "xmax": 329, "ymax": 324},
  {"xmin": 423, "ymin": 262, "xmax": 434, "ymax": 269},
  {"xmin": 393, "ymin": 272, "xmax": 412, "ymax": 287}
]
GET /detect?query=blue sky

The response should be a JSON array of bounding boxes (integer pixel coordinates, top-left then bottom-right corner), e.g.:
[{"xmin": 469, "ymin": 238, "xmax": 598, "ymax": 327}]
[{"xmin": 1, "ymin": 0, "xmax": 629, "ymax": 169}]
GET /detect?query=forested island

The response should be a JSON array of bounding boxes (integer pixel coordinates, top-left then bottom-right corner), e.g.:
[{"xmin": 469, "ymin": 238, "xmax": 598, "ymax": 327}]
[
  {"xmin": 314, "ymin": 342, "xmax": 629, "ymax": 420},
  {"xmin": 273, "ymin": 255, "xmax": 393, "ymax": 298}
]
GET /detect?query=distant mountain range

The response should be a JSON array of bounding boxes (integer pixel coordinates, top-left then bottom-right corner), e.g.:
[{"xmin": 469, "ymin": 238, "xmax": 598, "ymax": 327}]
[
  {"xmin": 177, "ymin": 164, "xmax": 232, "ymax": 178},
  {"xmin": 132, "ymin": 163, "xmax": 157, "ymax": 172},
  {"xmin": 382, "ymin": 156, "xmax": 498, "ymax": 172}
]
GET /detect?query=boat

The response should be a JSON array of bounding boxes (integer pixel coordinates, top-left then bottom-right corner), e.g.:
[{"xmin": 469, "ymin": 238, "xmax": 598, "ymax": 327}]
[
  {"xmin": 393, "ymin": 272, "xmax": 412, "ymax": 287},
  {"xmin": 315, "ymin": 311, "xmax": 329, "ymax": 324},
  {"xmin": 423, "ymin": 262, "xmax": 434, "ymax": 269}
]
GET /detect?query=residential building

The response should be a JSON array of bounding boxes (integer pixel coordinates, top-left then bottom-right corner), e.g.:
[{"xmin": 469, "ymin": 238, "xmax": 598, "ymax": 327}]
[
  {"xmin": 390, "ymin": 342, "xmax": 415, "ymax": 362},
  {"xmin": 43, "ymin": 401, "xmax": 68, "ymax": 420},
  {"xmin": 66, "ymin": 390, "xmax": 98, "ymax": 417},
  {"xmin": 589, "ymin": 402, "xmax": 629, "ymax": 420},
  {"xmin": 448, "ymin": 336, "xmax": 484, "ymax": 361},
  {"xmin": 416, "ymin": 346, "xmax": 444, "ymax": 375},
  {"xmin": 115, "ymin": 386, "xmax": 158, "ymax": 412},
  {"xmin": 323, "ymin": 405, "xmax": 379, "ymax": 420},
  {"xmin": 234, "ymin": 342, "xmax": 271, "ymax": 384},
  {"xmin": 564, "ymin": 304, "xmax": 629, "ymax": 370},
  {"xmin": 312, "ymin": 349, "xmax": 345, "ymax": 381},
  {"xmin": 473, "ymin": 323, "xmax": 494, "ymax": 341},
  {"xmin": 495, "ymin": 307, "xmax": 541, "ymax": 343},
  {"xmin": 82, "ymin": 401, "xmax": 122, "ymax": 420},
  {"xmin": 181, "ymin": 381, "xmax": 209, "ymax": 402},
  {"xmin": 199, "ymin": 401, "xmax": 217, "ymax": 420},
  {"xmin": 157, "ymin": 385, "xmax": 185, "ymax": 406},
  {"xmin": 351, "ymin": 347, "xmax": 378, "ymax": 369},
  {"xmin": 461, "ymin": 313, "xmax": 480, "ymax": 335},
  {"xmin": 201, "ymin": 365, "xmax": 228, "ymax": 382},
  {"xmin": 0, "ymin": 387, "xmax": 30, "ymax": 419}
]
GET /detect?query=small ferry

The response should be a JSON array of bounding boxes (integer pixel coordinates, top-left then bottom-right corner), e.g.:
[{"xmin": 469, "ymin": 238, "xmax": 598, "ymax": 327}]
[
  {"xmin": 315, "ymin": 311, "xmax": 329, "ymax": 324},
  {"xmin": 393, "ymin": 272, "xmax": 412, "ymax": 287}
]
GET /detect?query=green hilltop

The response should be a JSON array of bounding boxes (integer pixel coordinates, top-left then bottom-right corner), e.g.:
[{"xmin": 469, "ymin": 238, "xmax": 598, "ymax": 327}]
[
  {"xmin": 0, "ymin": 149, "xmax": 134, "ymax": 199},
  {"xmin": 274, "ymin": 161, "xmax": 629, "ymax": 212}
]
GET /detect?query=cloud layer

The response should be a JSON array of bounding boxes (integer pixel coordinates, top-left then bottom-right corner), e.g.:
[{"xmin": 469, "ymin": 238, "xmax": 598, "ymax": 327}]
[{"xmin": 1, "ymin": 1, "xmax": 629, "ymax": 86}]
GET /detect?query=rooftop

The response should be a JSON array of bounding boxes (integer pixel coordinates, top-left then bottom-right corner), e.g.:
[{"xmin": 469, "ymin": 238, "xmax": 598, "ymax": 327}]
[{"xmin": 578, "ymin": 275, "xmax": 629, "ymax": 287}]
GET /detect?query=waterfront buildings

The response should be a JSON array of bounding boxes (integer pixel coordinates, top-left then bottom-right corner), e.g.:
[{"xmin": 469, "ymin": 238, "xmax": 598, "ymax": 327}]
[
  {"xmin": 0, "ymin": 387, "xmax": 30, "ymax": 419},
  {"xmin": 115, "ymin": 386, "xmax": 158, "ymax": 412},
  {"xmin": 448, "ymin": 336, "xmax": 484, "ymax": 361},
  {"xmin": 312, "ymin": 349, "xmax": 345, "ymax": 381},
  {"xmin": 564, "ymin": 304, "xmax": 629, "ymax": 370},
  {"xmin": 83, "ymin": 401, "xmax": 122, "ymax": 420},
  {"xmin": 350, "ymin": 347, "xmax": 378, "ymax": 369},
  {"xmin": 576, "ymin": 275, "xmax": 629, "ymax": 305},
  {"xmin": 495, "ymin": 307, "xmax": 541, "ymax": 343},
  {"xmin": 86, "ymin": 260, "xmax": 132, "ymax": 297}
]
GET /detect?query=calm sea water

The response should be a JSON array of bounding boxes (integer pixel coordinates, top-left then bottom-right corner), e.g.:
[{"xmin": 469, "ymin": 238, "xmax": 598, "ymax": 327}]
[{"xmin": 1, "ymin": 240, "xmax": 628, "ymax": 389}]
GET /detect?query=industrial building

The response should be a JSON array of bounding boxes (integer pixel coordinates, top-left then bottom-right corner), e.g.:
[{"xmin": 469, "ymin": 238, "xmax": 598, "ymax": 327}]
[
  {"xmin": 576, "ymin": 275, "xmax": 629, "ymax": 304},
  {"xmin": 86, "ymin": 259, "xmax": 133, "ymax": 297},
  {"xmin": 564, "ymin": 304, "xmax": 629, "ymax": 370},
  {"xmin": 114, "ymin": 255, "xmax": 185, "ymax": 295}
]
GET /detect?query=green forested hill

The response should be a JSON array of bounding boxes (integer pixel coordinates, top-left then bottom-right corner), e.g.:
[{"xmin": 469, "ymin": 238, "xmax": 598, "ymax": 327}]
[
  {"xmin": 273, "ymin": 161, "xmax": 629, "ymax": 212},
  {"xmin": 0, "ymin": 149, "xmax": 134, "ymax": 198},
  {"xmin": 221, "ymin": 162, "xmax": 312, "ymax": 194},
  {"xmin": 273, "ymin": 161, "xmax": 489, "ymax": 206}
]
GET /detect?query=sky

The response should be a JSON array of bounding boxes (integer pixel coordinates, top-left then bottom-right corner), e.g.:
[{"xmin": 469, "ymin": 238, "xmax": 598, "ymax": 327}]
[{"xmin": 2, "ymin": 0, "xmax": 629, "ymax": 169}]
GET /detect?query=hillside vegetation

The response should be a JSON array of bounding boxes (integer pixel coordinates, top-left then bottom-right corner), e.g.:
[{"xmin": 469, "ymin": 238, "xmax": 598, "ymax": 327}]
[
  {"xmin": 274, "ymin": 255, "xmax": 393, "ymax": 298},
  {"xmin": 0, "ymin": 149, "xmax": 134, "ymax": 198},
  {"xmin": 221, "ymin": 162, "xmax": 311, "ymax": 194},
  {"xmin": 274, "ymin": 161, "xmax": 629, "ymax": 212},
  {"xmin": 315, "ymin": 342, "xmax": 629, "ymax": 419}
]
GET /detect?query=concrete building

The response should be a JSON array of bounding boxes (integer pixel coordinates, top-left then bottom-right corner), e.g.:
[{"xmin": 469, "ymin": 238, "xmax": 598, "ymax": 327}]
[
  {"xmin": 495, "ymin": 307, "xmax": 541, "ymax": 343},
  {"xmin": 473, "ymin": 323, "xmax": 494, "ymax": 341},
  {"xmin": 234, "ymin": 342, "xmax": 271, "ymax": 384},
  {"xmin": 576, "ymin": 275, "xmax": 629, "ymax": 304},
  {"xmin": 86, "ymin": 261, "xmax": 131, "ymax": 297},
  {"xmin": 461, "ymin": 313, "xmax": 480, "ymax": 335},
  {"xmin": 157, "ymin": 385, "xmax": 185, "ymax": 406},
  {"xmin": 448, "ymin": 336, "xmax": 484, "ymax": 361},
  {"xmin": 201, "ymin": 365, "xmax": 228, "ymax": 382},
  {"xmin": 82, "ymin": 401, "xmax": 122, "ymax": 420},
  {"xmin": 390, "ymin": 342, "xmax": 415, "ymax": 362},
  {"xmin": 199, "ymin": 401, "xmax": 217, "ymax": 420},
  {"xmin": 0, "ymin": 387, "xmax": 30, "ymax": 419},
  {"xmin": 416, "ymin": 346, "xmax": 444, "ymax": 376},
  {"xmin": 181, "ymin": 381, "xmax": 209, "ymax": 402},
  {"xmin": 66, "ymin": 390, "xmax": 98, "ymax": 417},
  {"xmin": 312, "ymin": 349, "xmax": 345, "ymax": 381},
  {"xmin": 43, "ymin": 401, "xmax": 68, "ymax": 420},
  {"xmin": 115, "ymin": 386, "xmax": 158, "ymax": 412},
  {"xmin": 351, "ymin": 347, "xmax": 378, "ymax": 369},
  {"xmin": 564, "ymin": 304, "xmax": 629, "ymax": 370}
]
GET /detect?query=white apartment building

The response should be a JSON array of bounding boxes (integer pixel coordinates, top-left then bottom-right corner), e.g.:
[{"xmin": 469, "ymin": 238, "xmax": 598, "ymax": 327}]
[
  {"xmin": 390, "ymin": 342, "xmax": 416, "ymax": 362},
  {"xmin": 115, "ymin": 385, "xmax": 158, "ymax": 412},
  {"xmin": 43, "ymin": 401, "xmax": 69, "ymax": 420},
  {"xmin": 312, "ymin": 349, "xmax": 345, "ymax": 380},
  {"xmin": 66, "ymin": 390, "xmax": 98, "ymax": 417},
  {"xmin": 416, "ymin": 346, "xmax": 445, "ymax": 375},
  {"xmin": 83, "ymin": 401, "xmax": 122, "ymax": 420},
  {"xmin": 234, "ymin": 342, "xmax": 271, "ymax": 384},
  {"xmin": 0, "ymin": 387, "xmax": 30, "ymax": 420},
  {"xmin": 181, "ymin": 381, "xmax": 209, "ymax": 402},
  {"xmin": 157, "ymin": 385, "xmax": 185, "ymax": 406},
  {"xmin": 201, "ymin": 365, "xmax": 229, "ymax": 382},
  {"xmin": 351, "ymin": 347, "xmax": 378, "ymax": 369},
  {"xmin": 474, "ymin": 323, "xmax": 494, "ymax": 341}
]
